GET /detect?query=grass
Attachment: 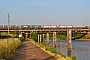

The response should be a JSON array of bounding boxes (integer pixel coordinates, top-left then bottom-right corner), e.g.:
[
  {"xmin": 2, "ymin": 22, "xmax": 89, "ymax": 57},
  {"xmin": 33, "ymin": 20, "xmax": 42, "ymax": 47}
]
[
  {"xmin": 0, "ymin": 38, "xmax": 21, "ymax": 59},
  {"xmin": 45, "ymin": 47, "xmax": 66, "ymax": 58}
]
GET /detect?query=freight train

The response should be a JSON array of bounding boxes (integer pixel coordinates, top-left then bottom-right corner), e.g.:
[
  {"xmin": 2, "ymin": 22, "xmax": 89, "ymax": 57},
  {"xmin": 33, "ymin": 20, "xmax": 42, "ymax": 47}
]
[{"xmin": 0, "ymin": 25, "xmax": 88, "ymax": 30}]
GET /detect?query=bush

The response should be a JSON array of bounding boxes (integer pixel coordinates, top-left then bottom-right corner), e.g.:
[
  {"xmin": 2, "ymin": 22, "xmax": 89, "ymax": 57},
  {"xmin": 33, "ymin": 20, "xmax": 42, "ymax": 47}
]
[
  {"xmin": 72, "ymin": 56, "xmax": 76, "ymax": 60},
  {"xmin": 31, "ymin": 32, "xmax": 38, "ymax": 41},
  {"xmin": 0, "ymin": 38, "xmax": 21, "ymax": 59}
]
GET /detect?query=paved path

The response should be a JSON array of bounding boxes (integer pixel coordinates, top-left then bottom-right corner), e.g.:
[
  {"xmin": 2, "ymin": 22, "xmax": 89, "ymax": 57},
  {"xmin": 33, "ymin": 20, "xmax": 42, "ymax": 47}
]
[{"xmin": 13, "ymin": 40, "xmax": 56, "ymax": 60}]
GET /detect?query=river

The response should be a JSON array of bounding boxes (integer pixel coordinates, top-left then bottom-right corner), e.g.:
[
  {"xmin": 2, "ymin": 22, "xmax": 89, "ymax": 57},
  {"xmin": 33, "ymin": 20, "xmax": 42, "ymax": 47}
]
[{"xmin": 53, "ymin": 40, "xmax": 90, "ymax": 60}]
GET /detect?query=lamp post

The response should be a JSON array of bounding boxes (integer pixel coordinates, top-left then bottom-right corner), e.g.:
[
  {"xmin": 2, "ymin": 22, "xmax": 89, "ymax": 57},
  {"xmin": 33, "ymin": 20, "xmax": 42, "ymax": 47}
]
[
  {"xmin": 8, "ymin": 13, "xmax": 10, "ymax": 35},
  {"xmin": 18, "ymin": 16, "xmax": 21, "ymax": 35}
]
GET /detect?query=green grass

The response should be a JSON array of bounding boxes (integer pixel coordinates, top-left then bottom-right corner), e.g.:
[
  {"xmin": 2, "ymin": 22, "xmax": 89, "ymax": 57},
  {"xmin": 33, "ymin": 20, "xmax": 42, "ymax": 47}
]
[{"xmin": 45, "ymin": 47, "xmax": 66, "ymax": 58}]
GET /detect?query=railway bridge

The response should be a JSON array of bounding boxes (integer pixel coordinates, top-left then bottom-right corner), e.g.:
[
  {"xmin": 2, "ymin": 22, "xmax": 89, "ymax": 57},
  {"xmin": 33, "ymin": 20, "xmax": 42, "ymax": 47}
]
[
  {"xmin": 0, "ymin": 27, "xmax": 90, "ymax": 39},
  {"xmin": 0, "ymin": 28, "xmax": 90, "ymax": 33}
]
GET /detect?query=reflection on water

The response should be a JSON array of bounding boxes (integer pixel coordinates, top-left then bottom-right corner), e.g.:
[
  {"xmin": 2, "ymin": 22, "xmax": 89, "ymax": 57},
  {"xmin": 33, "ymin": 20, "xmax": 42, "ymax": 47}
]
[{"xmin": 55, "ymin": 40, "xmax": 90, "ymax": 60}]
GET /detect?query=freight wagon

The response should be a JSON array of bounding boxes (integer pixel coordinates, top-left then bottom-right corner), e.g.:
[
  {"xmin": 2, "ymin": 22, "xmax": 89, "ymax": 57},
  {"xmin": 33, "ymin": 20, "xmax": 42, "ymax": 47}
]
[
  {"xmin": 58, "ymin": 25, "xmax": 73, "ymax": 28},
  {"xmin": 21, "ymin": 25, "xmax": 31, "ymax": 30},
  {"xmin": 31, "ymin": 25, "xmax": 42, "ymax": 28},
  {"xmin": 0, "ymin": 25, "xmax": 3, "ymax": 30},
  {"xmin": 42, "ymin": 25, "xmax": 57, "ymax": 28},
  {"xmin": 3, "ymin": 25, "xmax": 16, "ymax": 30}
]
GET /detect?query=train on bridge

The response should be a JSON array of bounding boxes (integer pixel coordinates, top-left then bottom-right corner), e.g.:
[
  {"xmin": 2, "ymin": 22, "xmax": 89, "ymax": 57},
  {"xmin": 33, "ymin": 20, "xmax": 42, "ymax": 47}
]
[{"xmin": 0, "ymin": 25, "xmax": 88, "ymax": 30}]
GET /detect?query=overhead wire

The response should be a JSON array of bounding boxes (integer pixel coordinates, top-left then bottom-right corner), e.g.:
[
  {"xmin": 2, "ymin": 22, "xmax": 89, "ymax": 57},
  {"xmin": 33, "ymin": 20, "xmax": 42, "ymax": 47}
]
[
  {"xmin": 0, "ymin": 10, "xmax": 6, "ymax": 18},
  {"xmin": 0, "ymin": 10, "xmax": 7, "ymax": 25}
]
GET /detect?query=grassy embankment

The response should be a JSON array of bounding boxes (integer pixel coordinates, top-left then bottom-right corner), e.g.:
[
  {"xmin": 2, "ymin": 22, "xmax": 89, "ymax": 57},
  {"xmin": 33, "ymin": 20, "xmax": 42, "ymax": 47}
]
[
  {"xmin": 28, "ymin": 39, "xmax": 76, "ymax": 60},
  {"xmin": 0, "ymin": 38, "xmax": 21, "ymax": 59}
]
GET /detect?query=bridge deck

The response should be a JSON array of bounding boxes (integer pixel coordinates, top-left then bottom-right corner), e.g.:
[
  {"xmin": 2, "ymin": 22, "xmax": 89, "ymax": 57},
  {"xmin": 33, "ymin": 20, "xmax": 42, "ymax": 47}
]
[{"xmin": 0, "ymin": 28, "xmax": 90, "ymax": 34}]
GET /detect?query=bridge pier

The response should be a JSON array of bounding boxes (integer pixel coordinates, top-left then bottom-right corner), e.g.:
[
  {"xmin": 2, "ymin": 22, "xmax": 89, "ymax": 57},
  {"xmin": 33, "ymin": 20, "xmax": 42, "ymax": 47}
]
[
  {"xmin": 43, "ymin": 34, "xmax": 44, "ymax": 43},
  {"xmin": 67, "ymin": 29, "xmax": 72, "ymax": 58},
  {"xmin": 47, "ymin": 33, "xmax": 49, "ymax": 44},
  {"xmin": 53, "ymin": 32, "xmax": 56, "ymax": 48},
  {"xmin": 29, "ymin": 31, "xmax": 31, "ymax": 38},
  {"xmin": 40, "ymin": 35, "xmax": 42, "ymax": 44},
  {"xmin": 81, "ymin": 32, "xmax": 90, "ymax": 39},
  {"xmin": 38, "ymin": 35, "xmax": 40, "ymax": 43},
  {"xmin": 38, "ymin": 35, "xmax": 42, "ymax": 44}
]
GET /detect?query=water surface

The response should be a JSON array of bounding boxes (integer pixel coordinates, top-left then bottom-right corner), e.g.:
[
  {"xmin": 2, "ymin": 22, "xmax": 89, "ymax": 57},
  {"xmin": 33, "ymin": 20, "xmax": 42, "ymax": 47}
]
[{"xmin": 55, "ymin": 40, "xmax": 90, "ymax": 60}]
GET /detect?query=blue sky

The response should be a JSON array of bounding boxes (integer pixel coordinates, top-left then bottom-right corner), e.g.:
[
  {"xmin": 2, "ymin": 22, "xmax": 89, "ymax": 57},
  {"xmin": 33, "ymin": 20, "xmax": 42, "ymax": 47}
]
[{"xmin": 0, "ymin": 0, "xmax": 90, "ymax": 26}]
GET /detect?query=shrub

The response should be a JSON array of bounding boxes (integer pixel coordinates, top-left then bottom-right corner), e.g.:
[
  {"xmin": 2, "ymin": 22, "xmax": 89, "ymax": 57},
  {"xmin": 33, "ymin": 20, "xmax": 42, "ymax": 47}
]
[
  {"xmin": 31, "ymin": 32, "xmax": 38, "ymax": 41},
  {"xmin": 0, "ymin": 38, "xmax": 21, "ymax": 59},
  {"xmin": 72, "ymin": 56, "xmax": 76, "ymax": 60}
]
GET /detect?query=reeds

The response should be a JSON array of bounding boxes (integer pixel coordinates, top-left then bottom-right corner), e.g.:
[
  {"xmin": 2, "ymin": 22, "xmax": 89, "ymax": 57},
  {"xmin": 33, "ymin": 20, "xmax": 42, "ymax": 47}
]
[{"xmin": 0, "ymin": 38, "xmax": 21, "ymax": 59}]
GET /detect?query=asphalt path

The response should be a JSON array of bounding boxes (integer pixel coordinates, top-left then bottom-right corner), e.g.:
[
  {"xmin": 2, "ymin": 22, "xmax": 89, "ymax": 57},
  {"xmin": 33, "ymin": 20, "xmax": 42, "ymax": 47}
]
[{"xmin": 13, "ymin": 40, "xmax": 56, "ymax": 60}]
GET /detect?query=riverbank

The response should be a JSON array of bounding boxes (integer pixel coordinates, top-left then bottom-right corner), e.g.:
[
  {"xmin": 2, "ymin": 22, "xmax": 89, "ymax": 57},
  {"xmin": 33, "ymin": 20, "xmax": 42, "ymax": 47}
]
[
  {"xmin": 75, "ymin": 39, "xmax": 90, "ymax": 41},
  {"xmin": 30, "ymin": 39, "xmax": 71, "ymax": 60}
]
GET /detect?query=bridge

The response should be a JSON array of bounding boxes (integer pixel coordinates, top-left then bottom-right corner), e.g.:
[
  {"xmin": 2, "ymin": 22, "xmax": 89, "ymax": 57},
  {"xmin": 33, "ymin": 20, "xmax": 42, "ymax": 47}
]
[
  {"xmin": 0, "ymin": 27, "xmax": 90, "ymax": 39},
  {"xmin": 0, "ymin": 28, "xmax": 90, "ymax": 34}
]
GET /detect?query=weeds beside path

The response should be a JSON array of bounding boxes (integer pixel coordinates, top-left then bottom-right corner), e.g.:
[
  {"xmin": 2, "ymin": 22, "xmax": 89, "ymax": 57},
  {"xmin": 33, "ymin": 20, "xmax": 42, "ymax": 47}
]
[{"xmin": 13, "ymin": 40, "xmax": 56, "ymax": 60}]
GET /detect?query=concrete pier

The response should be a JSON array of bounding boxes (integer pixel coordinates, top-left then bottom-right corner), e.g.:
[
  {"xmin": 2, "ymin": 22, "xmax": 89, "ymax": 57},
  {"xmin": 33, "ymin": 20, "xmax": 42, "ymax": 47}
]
[
  {"xmin": 67, "ymin": 29, "xmax": 72, "ymax": 58},
  {"xmin": 53, "ymin": 32, "xmax": 56, "ymax": 48}
]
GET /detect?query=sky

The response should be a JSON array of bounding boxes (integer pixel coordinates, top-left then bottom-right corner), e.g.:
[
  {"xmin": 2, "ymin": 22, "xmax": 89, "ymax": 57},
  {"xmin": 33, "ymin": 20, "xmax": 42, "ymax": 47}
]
[{"xmin": 0, "ymin": 0, "xmax": 90, "ymax": 26}]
